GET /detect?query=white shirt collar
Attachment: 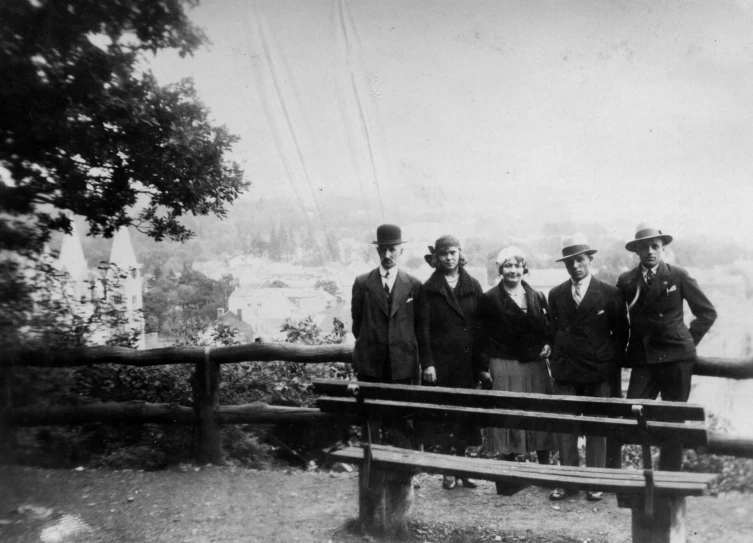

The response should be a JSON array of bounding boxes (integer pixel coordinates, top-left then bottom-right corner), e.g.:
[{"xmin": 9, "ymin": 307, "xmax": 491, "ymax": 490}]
[
  {"xmin": 379, "ymin": 265, "xmax": 398, "ymax": 286},
  {"xmin": 642, "ymin": 263, "xmax": 660, "ymax": 277},
  {"xmin": 571, "ymin": 272, "xmax": 592, "ymax": 291}
]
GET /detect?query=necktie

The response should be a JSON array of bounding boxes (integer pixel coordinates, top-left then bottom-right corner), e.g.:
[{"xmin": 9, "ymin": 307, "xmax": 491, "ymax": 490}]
[
  {"xmin": 573, "ymin": 282, "xmax": 582, "ymax": 307},
  {"xmin": 645, "ymin": 269, "xmax": 655, "ymax": 288},
  {"xmin": 383, "ymin": 271, "xmax": 390, "ymax": 297}
]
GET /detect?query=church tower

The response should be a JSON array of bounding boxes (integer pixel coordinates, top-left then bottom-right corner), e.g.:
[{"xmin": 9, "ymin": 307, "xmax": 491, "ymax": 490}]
[
  {"xmin": 108, "ymin": 227, "xmax": 145, "ymax": 349},
  {"xmin": 56, "ymin": 219, "xmax": 91, "ymax": 304}
]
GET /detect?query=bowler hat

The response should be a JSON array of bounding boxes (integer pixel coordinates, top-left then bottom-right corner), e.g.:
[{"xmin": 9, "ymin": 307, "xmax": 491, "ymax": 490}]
[
  {"xmin": 556, "ymin": 232, "xmax": 598, "ymax": 262},
  {"xmin": 371, "ymin": 224, "xmax": 405, "ymax": 245},
  {"xmin": 625, "ymin": 222, "xmax": 673, "ymax": 252}
]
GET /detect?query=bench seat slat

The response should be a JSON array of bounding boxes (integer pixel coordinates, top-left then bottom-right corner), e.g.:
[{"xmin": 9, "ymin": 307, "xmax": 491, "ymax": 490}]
[
  {"xmin": 317, "ymin": 397, "xmax": 708, "ymax": 447},
  {"xmin": 330, "ymin": 445, "xmax": 716, "ymax": 497},
  {"xmin": 312, "ymin": 380, "xmax": 705, "ymax": 422},
  {"xmin": 412, "ymin": 452, "xmax": 711, "ymax": 483}
]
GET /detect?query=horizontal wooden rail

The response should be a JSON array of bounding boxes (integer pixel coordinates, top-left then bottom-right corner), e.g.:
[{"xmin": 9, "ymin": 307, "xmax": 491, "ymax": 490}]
[
  {"xmin": 706, "ymin": 431, "xmax": 753, "ymax": 459},
  {"xmin": 8, "ymin": 401, "xmax": 343, "ymax": 426},
  {"xmin": 7, "ymin": 345, "xmax": 753, "ymax": 380},
  {"xmin": 9, "ymin": 343, "xmax": 354, "ymax": 368},
  {"xmin": 7, "ymin": 401, "xmax": 753, "ymax": 458},
  {"xmin": 694, "ymin": 356, "xmax": 753, "ymax": 379}
]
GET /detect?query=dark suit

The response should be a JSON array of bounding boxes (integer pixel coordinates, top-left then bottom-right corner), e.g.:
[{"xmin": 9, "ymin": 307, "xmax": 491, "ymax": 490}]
[
  {"xmin": 617, "ymin": 261, "xmax": 716, "ymax": 370},
  {"xmin": 548, "ymin": 276, "xmax": 629, "ymax": 468},
  {"xmin": 351, "ymin": 268, "xmax": 423, "ymax": 382},
  {"xmin": 616, "ymin": 261, "xmax": 716, "ymax": 469},
  {"xmin": 351, "ymin": 267, "xmax": 423, "ymax": 447},
  {"xmin": 548, "ymin": 277, "xmax": 629, "ymax": 383}
]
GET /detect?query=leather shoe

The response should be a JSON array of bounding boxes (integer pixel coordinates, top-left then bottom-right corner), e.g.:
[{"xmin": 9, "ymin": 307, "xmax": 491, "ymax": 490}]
[
  {"xmin": 442, "ymin": 476, "xmax": 456, "ymax": 490},
  {"xmin": 549, "ymin": 488, "xmax": 571, "ymax": 501},
  {"xmin": 460, "ymin": 478, "xmax": 477, "ymax": 489},
  {"xmin": 586, "ymin": 491, "xmax": 603, "ymax": 501}
]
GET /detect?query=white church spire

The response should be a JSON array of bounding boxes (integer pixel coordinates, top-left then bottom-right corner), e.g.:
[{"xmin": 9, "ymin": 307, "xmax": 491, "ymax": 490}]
[
  {"xmin": 58, "ymin": 219, "xmax": 89, "ymax": 283},
  {"xmin": 107, "ymin": 227, "xmax": 145, "ymax": 349}
]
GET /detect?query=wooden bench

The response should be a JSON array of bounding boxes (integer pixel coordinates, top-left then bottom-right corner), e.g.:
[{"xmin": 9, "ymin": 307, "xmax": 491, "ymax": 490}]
[{"xmin": 313, "ymin": 379, "xmax": 717, "ymax": 543}]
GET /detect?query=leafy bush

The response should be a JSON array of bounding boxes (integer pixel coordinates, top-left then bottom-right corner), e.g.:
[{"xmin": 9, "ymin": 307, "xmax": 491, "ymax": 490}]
[
  {"xmin": 621, "ymin": 414, "xmax": 753, "ymax": 494},
  {"xmin": 9, "ymin": 313, "xmax": 354, "ymax": 470}
]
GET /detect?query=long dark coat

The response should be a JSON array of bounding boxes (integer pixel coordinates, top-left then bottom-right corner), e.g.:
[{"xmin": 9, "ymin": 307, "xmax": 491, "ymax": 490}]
[{"xmin": 417, "ymin": 267, "xmax": 484, "ymax": 388}]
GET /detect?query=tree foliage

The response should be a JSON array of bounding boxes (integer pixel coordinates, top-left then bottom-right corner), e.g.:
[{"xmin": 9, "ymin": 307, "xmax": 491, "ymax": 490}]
[
  {"xmin": 143, "ymin": 263, "xmax": 234, "ymax": 337},
  {"xmin": 281, "ymin": 316, "xmax": 347, "ymax": 346},
  {"xmin": 0, "ymin": 0, "xmax": 247, "ymax": 252}
]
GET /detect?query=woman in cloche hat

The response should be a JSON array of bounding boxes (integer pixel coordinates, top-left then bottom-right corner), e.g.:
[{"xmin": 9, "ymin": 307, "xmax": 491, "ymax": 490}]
[
  {"xmin": 474, "ymin": 246, "xmax": 555, "ymax": 494},
  {"xmin": 417, "ymin": 235, "xmax": 484, "ymax": 490}
]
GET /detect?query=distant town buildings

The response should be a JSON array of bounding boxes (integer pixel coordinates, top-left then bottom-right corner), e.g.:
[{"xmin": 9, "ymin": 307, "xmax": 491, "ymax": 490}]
[{"xmin": 227, "ymin": 283, "xmax": 342, "ymax": 340}]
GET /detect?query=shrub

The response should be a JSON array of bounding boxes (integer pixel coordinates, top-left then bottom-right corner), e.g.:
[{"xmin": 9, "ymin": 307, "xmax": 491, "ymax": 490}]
[{"xmin": 621, "ymin": 414, "xmax": 753, "ymax": 494}]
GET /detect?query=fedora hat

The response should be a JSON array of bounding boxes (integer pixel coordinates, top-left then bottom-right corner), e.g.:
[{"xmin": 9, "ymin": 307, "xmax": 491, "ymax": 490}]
[
  {"xmin": 371, "ymin": 224, "xmax": 405, "ymax": 245},
  {"xmin": 556, "ymin": 232, "xmax": 598, "ymax": 262},
  {"xmin": 625, "ymin": 222, "xmax": 673, "ymax": 252}
]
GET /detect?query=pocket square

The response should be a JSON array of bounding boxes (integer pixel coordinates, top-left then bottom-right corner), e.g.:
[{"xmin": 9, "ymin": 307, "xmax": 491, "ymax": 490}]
[
  {"xmin": 667, "ymin": 285, "xmax": 677, "ymax": 293},
  {"xmin": 596, "ymin": 309, "xmax": 605, "ymax": 315},
  {"xmin": 406, "ymin": 297, "xmax": 413, "ymax": 303}
]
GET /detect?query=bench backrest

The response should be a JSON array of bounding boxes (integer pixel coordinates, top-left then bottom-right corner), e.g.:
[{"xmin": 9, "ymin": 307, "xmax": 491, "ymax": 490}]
[{"xmin": 313, "ymin": 379, "xmax": 708, "ymax": 448}]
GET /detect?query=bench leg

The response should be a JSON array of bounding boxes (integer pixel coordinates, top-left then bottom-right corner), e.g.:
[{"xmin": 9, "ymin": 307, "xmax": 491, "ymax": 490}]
[
  {"xmin": 606, "ymin": 437, "xmax": 622, "ymax": 469},
  {"xmin": 630, "ymin": 496, "xmax": 686, "ymax": 543},
  {"xmin": 358, "ymin": 465, "xmax": 413, "ymax": 537}
]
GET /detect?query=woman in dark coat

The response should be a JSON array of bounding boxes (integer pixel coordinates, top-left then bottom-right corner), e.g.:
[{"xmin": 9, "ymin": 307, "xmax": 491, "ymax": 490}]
[
  {"xmin": 474, "ymin": 246, "xmax": 554, "ymax": 494},
  {"xmin": 418, "ymin": 234, "xmax": 484, "ymax": 490}
]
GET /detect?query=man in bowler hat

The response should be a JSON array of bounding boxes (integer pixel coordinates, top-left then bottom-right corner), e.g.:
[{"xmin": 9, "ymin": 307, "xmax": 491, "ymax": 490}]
[
  {"xmin": 617, "ymin": 223, "xmax": 717, "ymax": 469},
  {"xmin": 547, "ymin": 233, "xmax": 629, "ymax": 501},
  {"xmin": 351, "ymin": 224, "xmax": 423, "ymax": 446}
]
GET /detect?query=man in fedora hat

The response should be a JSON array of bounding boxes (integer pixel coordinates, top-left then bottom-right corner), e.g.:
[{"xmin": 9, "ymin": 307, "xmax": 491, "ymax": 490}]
[
  {"xmin": 351, "ymin": 224, "xmax": 424, "ymax": 446},
  {"xmin": 547, "ymin": 233, "xmax": 629, "ymax": 501},
  {"xmin": 617, "ymin": 223, "xmax": 716, "ymax": 469}
]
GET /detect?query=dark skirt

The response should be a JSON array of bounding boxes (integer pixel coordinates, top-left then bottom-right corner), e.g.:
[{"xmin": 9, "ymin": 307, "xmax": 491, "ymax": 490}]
[{"xmin": 482, "ymin": 357, "xmax": 555, "ymax": 455}]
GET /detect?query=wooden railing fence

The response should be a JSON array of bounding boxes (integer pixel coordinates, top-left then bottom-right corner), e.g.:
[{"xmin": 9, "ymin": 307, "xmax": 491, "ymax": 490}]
[{"xmin": 1, "ymin": 344, "xmax": 753, "ymax": 464}]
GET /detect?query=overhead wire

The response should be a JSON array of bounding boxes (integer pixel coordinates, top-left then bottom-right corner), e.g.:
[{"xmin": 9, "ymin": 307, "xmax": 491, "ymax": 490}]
[
  {"xmin": 337, "ymin": 0, "xmax": 385, "ymax": 221},
  {"xmin": 241, "ymin": 2, "xmax": 313, "ymax": 228},
  {"xmin": 328, "ymin": 0, "xmax": 371, "ymax": 213},
  {"xmin": 254, "ymin": 5, "xmax": 332, "ymax": 236}
]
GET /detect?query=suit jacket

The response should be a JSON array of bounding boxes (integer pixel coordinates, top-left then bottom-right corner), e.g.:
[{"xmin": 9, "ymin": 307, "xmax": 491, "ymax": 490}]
[
  {"xmin": 351, "ymin": 267, "xmax": 423, "ymax": 381},
  {"xmin": 417, "ymin": 268, "xmax": 484, "ymax": 388},
  {"xmin": 616, "ymin": 262, "xmax": 717, "ymax": 366},
  {"xmin": 473, "ymin": 280, "xmax": 551, "ymax": 371},
  {"xmin": 548, "ymin": 276, "xmax": 629, "ymax": 383}
]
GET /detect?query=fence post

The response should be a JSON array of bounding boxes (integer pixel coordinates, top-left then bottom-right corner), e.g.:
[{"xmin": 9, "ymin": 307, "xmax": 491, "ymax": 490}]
[
  {"xmin": 192, "ymin": 346, "xmax": 224, "ymax": 465},
  {"xmin": 0, "ymin": 352, "xmax": 14, "ymax": 463}
]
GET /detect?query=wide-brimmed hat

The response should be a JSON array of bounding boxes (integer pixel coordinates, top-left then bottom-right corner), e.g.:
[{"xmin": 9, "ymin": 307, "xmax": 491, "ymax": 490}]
[
  {"xmin": 625, "ymin": 222, "xmax": 673, "ymax": 252},
  {"xmin": 371, "ymin": 224, "xmax": 405, "ymax": 245},
  {"xmin": 556, "ymin": 232, "xmax": 598, "ymax": 262}
]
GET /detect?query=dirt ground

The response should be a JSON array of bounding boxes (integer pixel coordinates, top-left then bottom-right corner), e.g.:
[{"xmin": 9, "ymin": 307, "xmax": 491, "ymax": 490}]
[{"xmin": 1, "ymin": 464, "xmax": 752, "ymax": 543}]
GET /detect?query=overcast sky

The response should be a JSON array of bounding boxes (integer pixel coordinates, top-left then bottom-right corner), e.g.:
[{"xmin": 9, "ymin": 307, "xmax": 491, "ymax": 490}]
[{"xmin": 147, "ymin": 0, "xmax": 753, "ymax": 245}]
